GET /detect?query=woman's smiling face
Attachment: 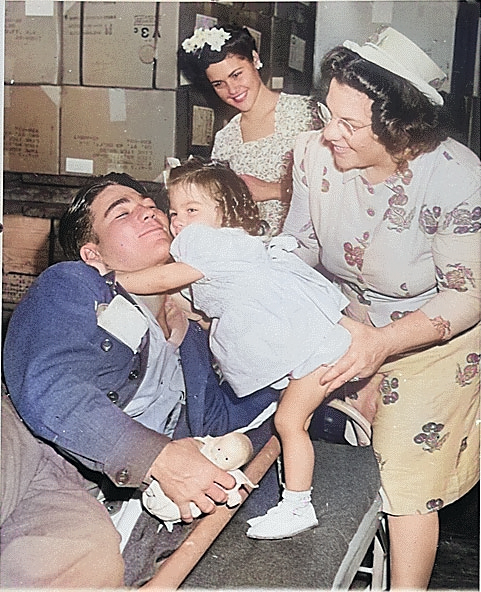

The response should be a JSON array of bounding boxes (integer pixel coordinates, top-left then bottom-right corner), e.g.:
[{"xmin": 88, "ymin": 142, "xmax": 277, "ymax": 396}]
[
  {"xmin": 322, "ymin": 79, "xmax": 397, "ymax": 183},
  {"xmin": 205, "ymin": 53, "xmax": 262, "ymax": 113}
]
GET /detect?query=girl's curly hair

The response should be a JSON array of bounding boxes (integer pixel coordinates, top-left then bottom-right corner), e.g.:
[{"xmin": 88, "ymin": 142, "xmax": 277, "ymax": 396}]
[
  {"xmin": 167, "ymin": 157, "xmax": 263, "ymax": 236},
  {"xmin": 320, "ymin": 47, "xmax": 448, "ymax": 170}
]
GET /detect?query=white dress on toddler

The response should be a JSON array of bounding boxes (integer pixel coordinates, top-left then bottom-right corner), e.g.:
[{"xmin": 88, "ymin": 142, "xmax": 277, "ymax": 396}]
[{"xmin": 170, "ymin": 224, "xmax": 351, "ymax": 398}]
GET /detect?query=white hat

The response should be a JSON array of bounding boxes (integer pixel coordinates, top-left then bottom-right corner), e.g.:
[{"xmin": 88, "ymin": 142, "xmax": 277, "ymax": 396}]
[{"xmin": 343, "ymin": 27, "xmax": 447, "ymax": 106}]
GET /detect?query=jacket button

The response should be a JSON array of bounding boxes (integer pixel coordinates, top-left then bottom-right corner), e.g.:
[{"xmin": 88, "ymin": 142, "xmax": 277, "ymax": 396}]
[
  {"xmin": 107, "ymin": 391, "xmax": 119, "ymax": 404},
  {"xmin": 101, "ymin": 339, "xmax": 112, "ymax": 352},
  {"xmin": 115, "ymin": 468, "xmax": 130, "ymax": 485},
  {"xmin": 128, "ymin": 369, "xmax": 139, "ymax": 380},
  {"xmin": 103, "ymin": 500, "xmax": 123, "ymax": 515}
]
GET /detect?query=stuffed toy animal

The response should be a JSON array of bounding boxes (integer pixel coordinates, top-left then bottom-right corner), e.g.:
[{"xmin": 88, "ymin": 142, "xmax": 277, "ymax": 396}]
[{"xmin": 143, "ymin": 432, "xmax": 256, "ymax": 531}]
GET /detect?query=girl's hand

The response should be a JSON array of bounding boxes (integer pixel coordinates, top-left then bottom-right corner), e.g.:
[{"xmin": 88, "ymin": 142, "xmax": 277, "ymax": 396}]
[
  {"xmin": 320, "ymin": 317, "xmax": 393, "ymax": 393},
  {"xmin": 164, "ymin": 295, "xmax": 189, "ymax": 348}
]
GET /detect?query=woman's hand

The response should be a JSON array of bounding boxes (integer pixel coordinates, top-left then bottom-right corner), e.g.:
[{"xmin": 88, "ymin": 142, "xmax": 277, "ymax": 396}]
[
  {"xmin": 320, "ymin": 317, "xmax": 393, "ymax": 393},
  {"xmin": 322, "ymin": 309, "xmax": 443, "ymax": 393},
  {"xmin": 239, "ymin": 174, "xmax": 284, "ymax": 202}
]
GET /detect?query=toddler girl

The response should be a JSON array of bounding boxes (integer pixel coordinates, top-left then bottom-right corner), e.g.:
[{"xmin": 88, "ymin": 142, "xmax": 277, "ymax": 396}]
[{"xmin": 118, "ymin": 158, "xmax": 354, "ymax": 540}]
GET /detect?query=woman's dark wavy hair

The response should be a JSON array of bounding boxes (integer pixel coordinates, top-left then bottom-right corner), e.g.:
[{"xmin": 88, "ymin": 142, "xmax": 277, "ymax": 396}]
[
  {"xmin": 179, "ymin": 26, "xmax": 257, "ymax": 86},
  {"xmin": 320, "ymin": 47, "xmax": 448, "ymax": 169},
  {"xmin": 58, "ymin": 172, "xmax": 147, "ymax": 261},
  {"xmin": 167, "ymin": 157, "xmax": 262, "ymax": 236}
]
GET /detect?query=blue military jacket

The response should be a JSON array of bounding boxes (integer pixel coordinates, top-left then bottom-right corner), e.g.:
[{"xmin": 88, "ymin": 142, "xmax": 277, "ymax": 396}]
[
  {"xmin": 3, "ymin": 262, "xmax": 169, "ymax": 488},
  {"xmin": 3, "ymin": 261, "xmax": 278, "ymax": 490}
]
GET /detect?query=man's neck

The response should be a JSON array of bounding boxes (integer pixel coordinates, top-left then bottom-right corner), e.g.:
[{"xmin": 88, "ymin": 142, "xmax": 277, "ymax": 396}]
[{"xmin": 136, "ymin": 294, "xmax": 169, "ymax": 338}]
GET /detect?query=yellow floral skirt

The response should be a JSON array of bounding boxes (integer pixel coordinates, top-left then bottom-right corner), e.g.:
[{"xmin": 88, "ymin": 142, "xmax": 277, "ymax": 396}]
[{"xmin": 372, "ymin": 325, "xmax": 480, "ymax": 516}]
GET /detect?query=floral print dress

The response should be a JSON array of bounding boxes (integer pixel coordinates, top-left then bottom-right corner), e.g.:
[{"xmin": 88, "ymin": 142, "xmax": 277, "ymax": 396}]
[
  {"xmin": 284, "ymin": 131, "xmax": 480, "ymax": 515},
  {"xmin": 211, "ymin": 93, "xmax": 315, "ymax": 237}
]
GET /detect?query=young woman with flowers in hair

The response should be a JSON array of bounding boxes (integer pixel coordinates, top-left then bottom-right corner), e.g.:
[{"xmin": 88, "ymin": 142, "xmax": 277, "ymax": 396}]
[{"xmin": 180, "ymin": 25, "xmax": 318, "ymax": 238}]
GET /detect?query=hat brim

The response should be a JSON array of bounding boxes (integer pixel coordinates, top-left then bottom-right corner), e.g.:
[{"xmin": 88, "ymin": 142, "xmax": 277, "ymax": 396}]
[{"xmin": 343, "ymin": 40, "xmax": 444, "ymax": 106}]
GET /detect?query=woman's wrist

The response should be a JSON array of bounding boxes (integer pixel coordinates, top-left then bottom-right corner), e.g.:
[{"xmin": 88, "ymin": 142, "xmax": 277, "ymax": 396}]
[{"xmin": 379, "ymin": 309, "xmax": 442, "ymax": 358}]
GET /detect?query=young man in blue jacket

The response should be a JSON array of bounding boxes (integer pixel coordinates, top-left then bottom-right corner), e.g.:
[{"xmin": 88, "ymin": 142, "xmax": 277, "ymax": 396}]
[{"xmin": 2, "ymin": 173, "xmax": 278, "ymax": 587}]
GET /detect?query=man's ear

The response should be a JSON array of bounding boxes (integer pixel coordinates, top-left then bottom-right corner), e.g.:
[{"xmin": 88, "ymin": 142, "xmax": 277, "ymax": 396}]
[
  {"xmin": 80, "ymin": 242, "xmax": 104, "ymax": 265},
  {"xmin": 80, "ymin": 243, "xmax": 109, "ymax": 275}
]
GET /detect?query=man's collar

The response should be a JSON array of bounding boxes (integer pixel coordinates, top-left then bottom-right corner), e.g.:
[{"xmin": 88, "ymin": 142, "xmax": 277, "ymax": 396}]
[{"xmin": 104, "ymin": 270, "xmax": 116, "ymax": 285}]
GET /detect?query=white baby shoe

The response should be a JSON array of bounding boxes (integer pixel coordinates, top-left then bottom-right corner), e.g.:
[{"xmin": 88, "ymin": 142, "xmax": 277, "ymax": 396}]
[{"xmin": 246, "ymin": 490, "xmax": 318, "ymax": 540}]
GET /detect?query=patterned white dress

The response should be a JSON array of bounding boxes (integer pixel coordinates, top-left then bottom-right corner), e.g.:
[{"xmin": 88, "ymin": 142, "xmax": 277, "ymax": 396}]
[
  {"xmin": 170, "ymin": 224, "xmax": 351, "ymax": 398},
  {"xmin": 211, "ymin": 93, "xmax": 315, "ymax": 237}
]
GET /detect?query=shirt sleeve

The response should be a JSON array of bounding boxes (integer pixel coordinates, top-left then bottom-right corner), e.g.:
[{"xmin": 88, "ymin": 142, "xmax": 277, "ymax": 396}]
[
  {"xmin": 282, "ymin": 131, "xmax": 323, "ymax": 267},
  {"xmin": 211, "ymin": 129, "xmax": 223, "ymax": 160},
  {"xmin": 3, "ymin": 263, "xmax": 170, "ymax": 488},
  {"xmin": 420, "ymin": 174, "xmax": 481, "ymax": 338}
]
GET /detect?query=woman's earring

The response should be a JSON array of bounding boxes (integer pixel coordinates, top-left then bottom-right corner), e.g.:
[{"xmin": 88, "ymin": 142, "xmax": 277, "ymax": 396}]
[{"xmin": 255, "ymin": 59, "xmax": 263, "ymax": 70}]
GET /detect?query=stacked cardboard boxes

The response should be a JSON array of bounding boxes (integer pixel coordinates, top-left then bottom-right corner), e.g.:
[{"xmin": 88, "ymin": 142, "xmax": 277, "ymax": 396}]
[
  {"xmin": 60, "ymin": 86, "xmax": 176, "ymax": 180},
  {"xmin": 4, "ymin": 1, "xmax": 183, "ymax": 181},
  {"xmin": 2, "ymin": 215, "xmax": 53, "ymax": 308},
  {"xmin": 3, "ymin": 0, "xmax": 316, "ymax": 307},
  {"xmin": 4, "ymin": 86, "xmax": 61, "ymax": 175},
  {"xmin": 4, "ymin": 1, "xmax": 315, "ymax": 179}
]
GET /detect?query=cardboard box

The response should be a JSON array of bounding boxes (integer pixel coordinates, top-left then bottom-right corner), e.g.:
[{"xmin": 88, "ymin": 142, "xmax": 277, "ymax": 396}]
[
  {"xmin": 60, "ymin": 86, "xmax": 176, "ymax": 182},
  {"xmin": 2, "ymin": 272, "xmax": 38, "ymax": 307},
  {"xmin": 62, "ymin": 1, "xmax": 82, "ymax": 85},
  {"xmin": 155, "ymin": 1, "xmax": 181, "ymax": 89},
  {"xmin": 82, "ymin": 2, "xmax": 158, "ymax": 88},
  {"xmin": 2, "ymin": 214, "xmax": 53, "ymax": 306},
  {"xmin": 4, "ymin": 85, "xmax": 61, "ymax": 175},
  {"xmin": 4, "ymin": 0, "xmax": 61, "ymax": 84},
  {"xmin": 2, "ymin": 215, "xmax": 51, "ymax": 276}
]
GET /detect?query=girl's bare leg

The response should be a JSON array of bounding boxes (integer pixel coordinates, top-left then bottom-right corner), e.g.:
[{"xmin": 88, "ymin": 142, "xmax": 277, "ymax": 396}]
[
  {"xmin": 246, "ymin": 366, "xmax": 331, "ymax": 539},
  {"xmin": 274, "ymin": 366, "xmax": 331, "ymax": 491},
  {"xmin": 388, "ymin": 512, "xmax": 439, "ymax": 589}
]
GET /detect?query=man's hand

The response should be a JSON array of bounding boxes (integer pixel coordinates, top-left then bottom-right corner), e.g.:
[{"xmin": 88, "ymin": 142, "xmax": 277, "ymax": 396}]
[
  {"xmin": 164, "ymin": 295, "xmax": 189, "ymax": 347},
  {"xmin": 148, "ymin": 439, "xmax": 236, "ymax": 522},
  {"xmin": 169, "ymin": 292, "xmax": 212, "ymax": 331}
]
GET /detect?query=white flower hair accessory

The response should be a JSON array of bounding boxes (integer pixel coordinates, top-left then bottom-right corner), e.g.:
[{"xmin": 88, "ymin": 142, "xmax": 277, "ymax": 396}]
[{"xmin": 182, "ymin": 27, "xmax": 231, "ymax": 54}]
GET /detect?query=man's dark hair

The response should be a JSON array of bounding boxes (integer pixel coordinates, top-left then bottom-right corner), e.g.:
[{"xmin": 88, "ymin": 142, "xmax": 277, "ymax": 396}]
[{"xmin": 58, "ymin": 172, "xmax": 147, "ymax": 261}]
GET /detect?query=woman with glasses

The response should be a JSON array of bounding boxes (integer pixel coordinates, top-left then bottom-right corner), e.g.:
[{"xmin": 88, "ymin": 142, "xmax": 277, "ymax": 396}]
[
  {"xmin": 180, "ymin": 25, "xmax": 318, "ymax": 237},
  {"xmin": 283, "ymin": 27, "xmax": 480, "ymax": 589}
]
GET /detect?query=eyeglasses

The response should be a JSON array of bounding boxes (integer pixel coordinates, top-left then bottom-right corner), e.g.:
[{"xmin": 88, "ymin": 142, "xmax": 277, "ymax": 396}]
[{"xmin": 317, "ymin": 102, "xmax": 371, "ymax": 138}]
